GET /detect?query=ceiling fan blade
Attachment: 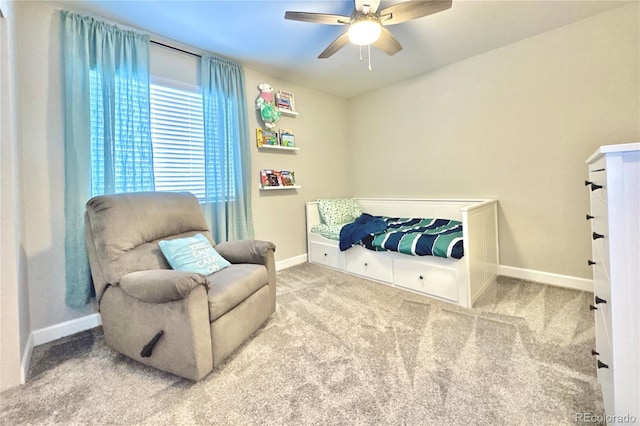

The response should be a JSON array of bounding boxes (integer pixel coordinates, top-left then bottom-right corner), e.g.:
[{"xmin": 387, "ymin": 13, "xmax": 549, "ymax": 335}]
[
  {"xmin": 284, "ymin": 11, "xmax": 350, "ymax": 25},
  {"xmin": 318, "ymin": 32, "xmax": 350, "ymax": 58},
  {"xmin": 379, "ymin": 0, "xmax": 452, "ymax": 26},
  {"xmin": 373, "ymin": 27, "xmax": 403, "ymax": 56}
]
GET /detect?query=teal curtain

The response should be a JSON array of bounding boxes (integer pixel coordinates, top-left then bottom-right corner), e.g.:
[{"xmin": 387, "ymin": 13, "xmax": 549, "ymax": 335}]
[
  {"xmin": 200, "ymin": 54, "xmax": 254, "ymax": 242},
  {"xmin": 61, "ymin": 11, "xmax": 153, "ymax": 307}
]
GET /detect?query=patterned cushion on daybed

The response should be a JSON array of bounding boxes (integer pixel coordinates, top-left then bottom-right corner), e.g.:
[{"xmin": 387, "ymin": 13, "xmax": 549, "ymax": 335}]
[
  {"xmin": 317, "ymin": 198, "xmax": 362, "ymax": 225},
  {"xmin": 309, "ymin": 223, "xmax": 345, "ymax": 241}
]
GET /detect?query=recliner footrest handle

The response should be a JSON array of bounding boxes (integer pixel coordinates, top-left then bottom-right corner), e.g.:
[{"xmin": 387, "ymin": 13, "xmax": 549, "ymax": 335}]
[{"xmin": 140, "ymin": 330, "xmax": 164, "ymax": 358}]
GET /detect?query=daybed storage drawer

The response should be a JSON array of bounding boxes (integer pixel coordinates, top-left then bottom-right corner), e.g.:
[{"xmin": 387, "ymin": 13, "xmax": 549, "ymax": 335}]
[
  {"xmin": 393, "ymin": 257, "xmax": 459, "ymax": 302},
  {"xmin": 345, "ymin": 246, "xmax": 393, "ymax": 282},
  {"xmin": 310, "ymin": 242, "xmax": 345, "ymax": 270}
]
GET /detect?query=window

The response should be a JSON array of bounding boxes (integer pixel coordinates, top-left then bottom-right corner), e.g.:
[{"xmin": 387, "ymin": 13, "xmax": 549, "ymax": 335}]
[
  {"xmin": 89, "ymin": 75, "xmax": 237, "ymax": 202},
  {"xmin": 149, "ymin": 82, "xmax": 206, "ymax": 199}
]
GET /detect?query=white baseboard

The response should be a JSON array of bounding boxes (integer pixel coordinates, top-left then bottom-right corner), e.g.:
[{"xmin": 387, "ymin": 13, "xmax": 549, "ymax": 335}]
[
  {"xmin": 276, "ymin": 254, "xmax": 308, "ymax": 271},
  {"xmin": 32, "ymin": 313, "xmax": 102, "ymax": 347},
  {"xmin": 499, "ymin": 265, "xmax": 593, "ymax": 292}
]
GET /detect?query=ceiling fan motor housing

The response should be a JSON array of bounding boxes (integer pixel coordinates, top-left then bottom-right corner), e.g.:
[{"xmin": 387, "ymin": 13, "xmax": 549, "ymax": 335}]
[{"xmin": 348, "ymin": 14, "xmax": 382, "ymax": 45}]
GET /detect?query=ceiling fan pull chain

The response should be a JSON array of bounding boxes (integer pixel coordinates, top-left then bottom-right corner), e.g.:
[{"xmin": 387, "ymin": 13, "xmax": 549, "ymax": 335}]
[
  {"xmin": 359, "ymin": 45, "xmax": 363, "ymax": 62},
  {"xmin": 368, "ymin": 44, "xmax": 372, "ymax": 71}
]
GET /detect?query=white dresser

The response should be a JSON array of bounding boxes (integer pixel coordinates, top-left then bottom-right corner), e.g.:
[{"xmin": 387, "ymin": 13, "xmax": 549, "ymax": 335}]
[{"xmin": 586, "ymin": 143, "xmax": 639, "ymax": 424}]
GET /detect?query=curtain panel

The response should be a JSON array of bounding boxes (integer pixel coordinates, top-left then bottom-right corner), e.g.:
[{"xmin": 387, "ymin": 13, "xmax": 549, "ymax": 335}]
[
  {"xmin": 200, "ymin": 54, "xmax": 254, "ymax": 242},
  {"xmin": 61, "ymin": 11, "xmax": 153, "ymax": 307}
]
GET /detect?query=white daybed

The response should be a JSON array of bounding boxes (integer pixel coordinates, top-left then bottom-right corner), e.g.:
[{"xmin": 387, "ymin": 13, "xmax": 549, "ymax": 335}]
[{"xmin": 306, "ymin": 198, "xmax": 499, "ymax": 308}]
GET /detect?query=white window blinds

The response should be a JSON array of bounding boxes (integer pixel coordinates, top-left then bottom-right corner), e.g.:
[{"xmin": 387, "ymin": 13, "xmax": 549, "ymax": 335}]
[{"xmin": 150, "ymin": 83, "xmax": 206, "ymax": 199}]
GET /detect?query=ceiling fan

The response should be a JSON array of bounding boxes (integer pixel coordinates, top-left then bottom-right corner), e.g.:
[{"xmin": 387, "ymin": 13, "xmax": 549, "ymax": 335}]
[{"xmin": 284, "ymin": 0, "xmax": 453, "ymax": 59}]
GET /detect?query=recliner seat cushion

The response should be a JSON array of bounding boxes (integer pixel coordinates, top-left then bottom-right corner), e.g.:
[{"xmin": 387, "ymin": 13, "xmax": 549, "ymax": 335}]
[{"xmin": 207, "ymin": 264, "xmax": 268, "ymax": 321}]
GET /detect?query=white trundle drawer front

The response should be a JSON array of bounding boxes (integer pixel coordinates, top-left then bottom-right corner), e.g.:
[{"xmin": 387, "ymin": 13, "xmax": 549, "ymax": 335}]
[
  {"xmin": 310, "ymin": 242, "xmax": 345, "ymax": 270},
  {"xmin": 393, "ymin": 257, "xmax": 459, "ymax": 302},
  {"xmin": 345, "ymin": 246, "xmax": 393, "ymax": 282}
]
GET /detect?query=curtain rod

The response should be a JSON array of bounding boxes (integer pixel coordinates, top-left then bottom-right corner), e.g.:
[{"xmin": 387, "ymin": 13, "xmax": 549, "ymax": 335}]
[{"xmin": 150, "ymin": 40, "xmax": 201, "ymax": 58}]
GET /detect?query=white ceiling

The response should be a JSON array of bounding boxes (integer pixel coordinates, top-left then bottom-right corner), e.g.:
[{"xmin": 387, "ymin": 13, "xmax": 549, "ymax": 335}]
[{"xmin": 53, "ymin": 1, "xmax": 628, "ymax": 98}]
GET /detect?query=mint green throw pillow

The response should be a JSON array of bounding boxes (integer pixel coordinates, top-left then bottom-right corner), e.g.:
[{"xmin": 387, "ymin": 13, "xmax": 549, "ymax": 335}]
[
  {"xmin": 159, "ymin": 233, "xmax": 231, "ymax": 275},
  {"xmin": 318, "ymin": 198, "xmax": 362, "ymax": 225}
]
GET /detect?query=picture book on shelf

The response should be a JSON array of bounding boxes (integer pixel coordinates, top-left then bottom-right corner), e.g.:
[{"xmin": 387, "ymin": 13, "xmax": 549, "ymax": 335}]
[
  {"xmin": 275, "ymin": 90, "xmax": 295, "ymax": 112},
  {"xmin": 260, "ymin": 169, "xmax": 281, "ymax": 187},
  {"xmin": 280, "ymin": 170, "xmax": 296, "ymax": 186},
  {"xmin": 279, "ymin": 129, "xmax": 295, "ymax": 147},
  {"xmin": 256, "ymin": 128, "xmax": 278, "ymax": 147},
  {"xmin": 256, "ymin": 128, "xmax": 263, "ymax": 147},
  {"xmin": 260, "ymin": 169, "xmax": 270, "ymax": 186}
]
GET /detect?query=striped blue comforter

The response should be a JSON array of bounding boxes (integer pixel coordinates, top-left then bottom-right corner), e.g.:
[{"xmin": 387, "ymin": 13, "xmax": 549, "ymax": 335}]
[{"xmin": 359, "ymin": 216, "xmax": 464, "ymax": 259}]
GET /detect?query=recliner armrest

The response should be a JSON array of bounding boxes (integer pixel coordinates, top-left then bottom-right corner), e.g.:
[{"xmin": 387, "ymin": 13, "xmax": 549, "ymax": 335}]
[
  {"xmin": 215, "ymin": 240, "xmax": 275, "ymax": 265},
  {"xmin": 119, "ymin": 270, "xmax": 209, "ymax": 303}
]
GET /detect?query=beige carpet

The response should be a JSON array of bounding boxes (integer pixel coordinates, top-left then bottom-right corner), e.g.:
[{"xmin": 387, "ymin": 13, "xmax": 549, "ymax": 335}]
[{"xmin": 0, "ymin": 263, "xmax": 603, "ymax": 425}]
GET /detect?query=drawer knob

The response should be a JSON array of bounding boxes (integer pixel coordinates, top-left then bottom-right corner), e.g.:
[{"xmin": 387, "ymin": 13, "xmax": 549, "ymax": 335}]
[
  {"xmin": 364, "ymin": 262, "xmax": 368, "ymax": 267},
  {"xmin": 591, "ymin": 349, "xmax": 599, "ymax": 356},
  {"xmin": 588, "ymin": 260, "xmax": 596, "ymax": 266},
  {"xmin": 324, "ymin": 253, "xmax": 327, "ymax": 257},
  {"xmin": 597, "ymin": 360, "xmax": 609, "ymax": 369},
  {"xmin": 589, "ymin": 304, "xmax": 598, "ymax": 311},
  {"xmin": 586, "ymin": 214, "xmax": 594, "ymax": 220},
  {"xmin": 585, "ymin": 180, "xmax": 603, "ymax": 191},
  {"xmin": 419, "ymin": 275, "xmax": 424, "ymax": 280},
  {"xmin": 595, "ymin": 296, "xmax": 607, "ymax": 304},
  {"xmin": 592, "ymin": 232, "xmax": 605, "ymax": 240}
]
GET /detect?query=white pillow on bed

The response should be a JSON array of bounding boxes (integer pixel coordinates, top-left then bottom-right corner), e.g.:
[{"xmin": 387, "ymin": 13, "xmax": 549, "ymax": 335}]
[{"xmin": 318, "ymin": 198, "xmax": 362, "ymax": 225}]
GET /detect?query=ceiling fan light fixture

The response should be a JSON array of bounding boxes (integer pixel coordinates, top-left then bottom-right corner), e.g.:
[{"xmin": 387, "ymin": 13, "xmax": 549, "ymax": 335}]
[{"xmin": 347, "ymin": 17, "xmax": 382, "ymax": 46}]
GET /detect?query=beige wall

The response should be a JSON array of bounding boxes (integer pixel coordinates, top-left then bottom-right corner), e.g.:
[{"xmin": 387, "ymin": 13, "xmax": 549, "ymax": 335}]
[
  {"xmin": 347, "ymin": 3, "xmax": 639, "ymax": 279},
  {"xmin": 244, "ymin": 69, "xmax": 350, "ymax": 260}
]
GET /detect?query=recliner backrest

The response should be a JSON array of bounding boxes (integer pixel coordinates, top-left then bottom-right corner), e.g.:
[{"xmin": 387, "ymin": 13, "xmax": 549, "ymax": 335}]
[{"xmin": 84, "ymin": 191, "xmax": 213, "ymax": 301}]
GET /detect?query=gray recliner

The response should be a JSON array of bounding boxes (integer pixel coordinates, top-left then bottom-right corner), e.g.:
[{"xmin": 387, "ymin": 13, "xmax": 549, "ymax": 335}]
[{"xmin": 84, "ymin": 191, "xmax": 276, "ymax": 380}]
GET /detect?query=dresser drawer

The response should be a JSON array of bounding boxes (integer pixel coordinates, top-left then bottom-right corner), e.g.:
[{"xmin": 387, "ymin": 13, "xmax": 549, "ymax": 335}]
[
  {"xmin": 393, "ymin": 257, "xmax": 459, "ymax": 302},
  {"xmin": 345, "ymin": 246, "xmax": 393, "ymax": 282},
  {"xmin": 588, "ymin": 157, "xmax": 607, "ymax": 205},
  {"xmin": 594, "ymin": 309, "xmax": 613, "ymax": 373},
  {"xmin": 591, "ymin": 263, "xmax": 611, "ymax": 320},
  {"xmin": 589, "ymin": 195, "xmax": 609, "ymax": 237},
  {"xmin": 595, "ymin": 310, "xmax": 615, "ymax": 416},
  {"xmin": 589, "ymin": 197, "xmax": 610, "ymax": 273},
  {"xmin": 309, "ymin": 242, "xmax": 345, "ymax": 270},
  {"xmin": 592, "ymin": 283, "xmax": 612, "ymax": 349}
]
